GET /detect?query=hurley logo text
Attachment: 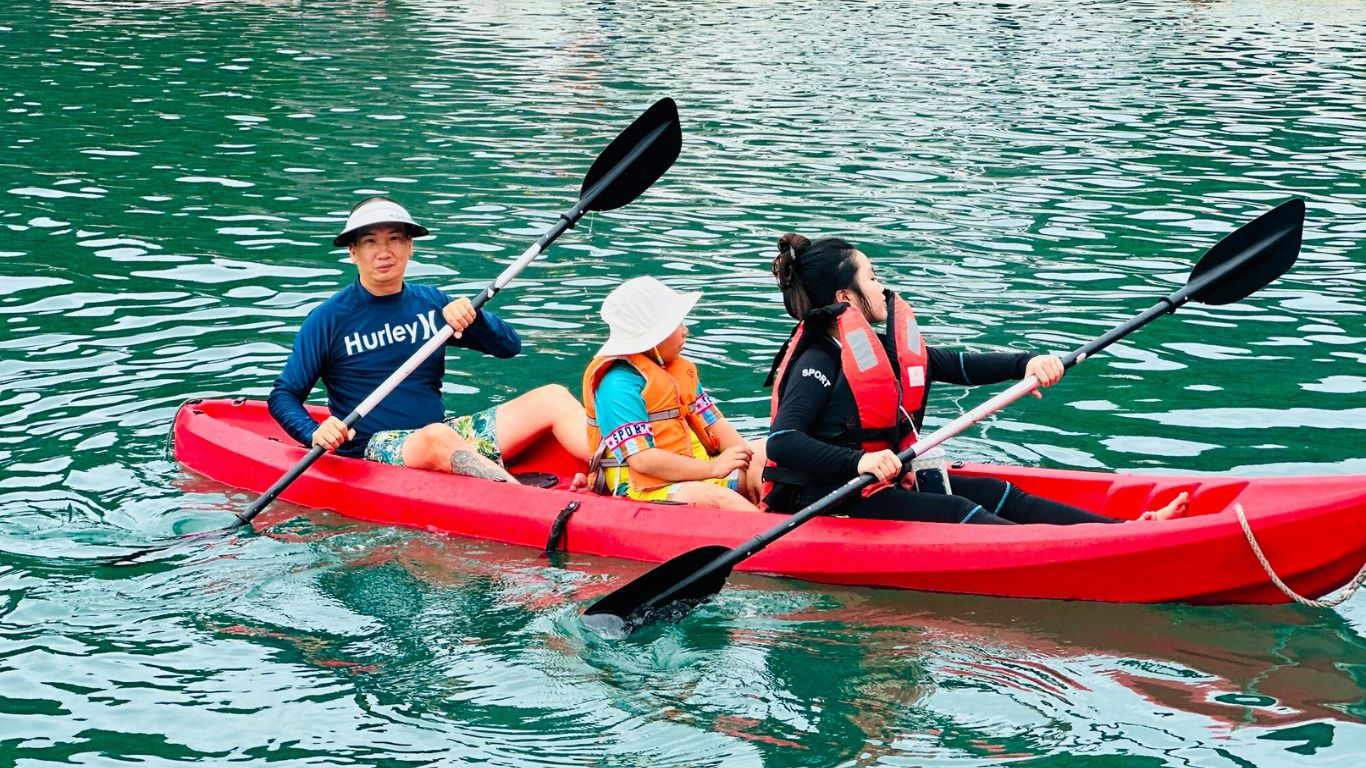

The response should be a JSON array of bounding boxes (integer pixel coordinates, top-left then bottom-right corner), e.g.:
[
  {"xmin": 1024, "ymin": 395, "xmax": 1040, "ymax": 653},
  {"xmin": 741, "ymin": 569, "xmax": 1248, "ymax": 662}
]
[{"xmin": 343, "ymin": 310, "xmax": 440, "ymax": 356}]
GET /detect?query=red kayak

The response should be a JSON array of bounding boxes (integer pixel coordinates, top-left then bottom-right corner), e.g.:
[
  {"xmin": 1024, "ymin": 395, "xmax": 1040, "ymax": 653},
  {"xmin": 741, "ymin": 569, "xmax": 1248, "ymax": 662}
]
[{"xmin": 174, "ymin": 398, "xmax": 1366, "ymax": 604}]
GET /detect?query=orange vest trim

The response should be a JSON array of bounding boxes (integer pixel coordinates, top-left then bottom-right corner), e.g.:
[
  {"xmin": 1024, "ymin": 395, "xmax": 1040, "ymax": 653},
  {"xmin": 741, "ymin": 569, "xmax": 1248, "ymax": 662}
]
[{"xmin": 583, "ymin": 353, "xmax": 721, "ymax": 493}]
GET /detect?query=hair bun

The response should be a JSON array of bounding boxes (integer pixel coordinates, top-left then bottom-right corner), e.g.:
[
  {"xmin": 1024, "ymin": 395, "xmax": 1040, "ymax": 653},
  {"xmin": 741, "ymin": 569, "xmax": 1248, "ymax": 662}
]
[
  {"xmin": 771, "ymin": 232, "xmax": 809, "ymax": 289},
  {"xmin": 778, "ymin": 232, "xmax": 810, "ymax": 258}
]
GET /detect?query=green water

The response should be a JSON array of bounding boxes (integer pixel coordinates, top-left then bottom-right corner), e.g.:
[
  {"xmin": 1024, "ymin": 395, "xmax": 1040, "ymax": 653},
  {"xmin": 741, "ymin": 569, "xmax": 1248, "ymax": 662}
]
[{"xmin": 3, "ymin": 0, "xmax": 1365, "ymax": 765}]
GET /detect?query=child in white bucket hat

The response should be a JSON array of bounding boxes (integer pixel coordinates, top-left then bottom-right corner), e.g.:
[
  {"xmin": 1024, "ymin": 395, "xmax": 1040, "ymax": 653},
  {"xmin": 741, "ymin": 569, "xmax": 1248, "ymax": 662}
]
[{"xmin": 582, "ymin": 277, "xmax": 766, "ymax": 510}]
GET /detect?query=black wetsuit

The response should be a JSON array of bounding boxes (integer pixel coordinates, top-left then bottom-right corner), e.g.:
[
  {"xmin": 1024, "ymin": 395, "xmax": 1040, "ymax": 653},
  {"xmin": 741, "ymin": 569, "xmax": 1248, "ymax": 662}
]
[{"xmin": 766, "ymin": 335, "xmax": 1118, "ymax": 525}]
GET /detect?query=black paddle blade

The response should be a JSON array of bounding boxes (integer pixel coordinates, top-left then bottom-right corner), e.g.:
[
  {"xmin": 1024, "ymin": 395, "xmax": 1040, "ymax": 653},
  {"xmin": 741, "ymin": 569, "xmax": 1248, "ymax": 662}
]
[
  {"xmin": 99, "ymin": 526, "xmax": 237, "ymax": 567},
  {"xmin": 580, "ymin": 97, "xmax": 681, "ymax": 212},
  {"xmin": 1187, "ymin": 198, "xmax": 1304, "ymax": 305},
  {"xmin": 582, "ymin": 545, "xmax": 733, "ymax": 639}
]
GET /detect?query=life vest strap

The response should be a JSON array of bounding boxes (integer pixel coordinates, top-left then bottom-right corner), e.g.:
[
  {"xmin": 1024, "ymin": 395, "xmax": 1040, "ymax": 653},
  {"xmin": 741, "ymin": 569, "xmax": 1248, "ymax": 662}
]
[
  {"xmin": 843, "ymin": 424, "xmax": 904, "ymax": 447},
  {"xmin": 585, "ymin": 407, "xmax": 681, "ymax": 429}
]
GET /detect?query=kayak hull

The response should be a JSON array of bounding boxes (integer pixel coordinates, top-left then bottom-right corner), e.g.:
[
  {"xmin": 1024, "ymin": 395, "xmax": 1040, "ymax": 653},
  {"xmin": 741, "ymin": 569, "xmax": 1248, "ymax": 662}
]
[{"xmin": 173, "ymin": 399, "xmax": 1366, "ymax": 604}]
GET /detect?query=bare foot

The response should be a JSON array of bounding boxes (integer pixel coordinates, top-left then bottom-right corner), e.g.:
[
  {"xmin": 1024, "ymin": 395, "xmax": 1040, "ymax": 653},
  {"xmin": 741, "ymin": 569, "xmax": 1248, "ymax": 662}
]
[
  {"xmin": 568, "ymin": 472, "xmax": 590, "ymax": 493},
  {"xmin": 1137, "ymin": 491, "xmax": 1190, "ymax": 521}
]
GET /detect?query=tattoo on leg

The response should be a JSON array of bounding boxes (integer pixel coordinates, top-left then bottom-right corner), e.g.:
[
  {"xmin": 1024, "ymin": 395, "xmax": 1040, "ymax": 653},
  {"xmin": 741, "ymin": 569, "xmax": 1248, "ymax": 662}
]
[{"xmin": 450, "ymin": 449, "xmax": 515, "ymax": 481}]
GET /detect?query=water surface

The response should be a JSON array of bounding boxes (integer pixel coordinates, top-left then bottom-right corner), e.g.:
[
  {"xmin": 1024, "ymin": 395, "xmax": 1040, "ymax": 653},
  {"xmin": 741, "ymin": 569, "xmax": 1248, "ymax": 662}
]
[{"xmin": 3, "ymin": 1, "xmax": 1365, "ymax": 765}]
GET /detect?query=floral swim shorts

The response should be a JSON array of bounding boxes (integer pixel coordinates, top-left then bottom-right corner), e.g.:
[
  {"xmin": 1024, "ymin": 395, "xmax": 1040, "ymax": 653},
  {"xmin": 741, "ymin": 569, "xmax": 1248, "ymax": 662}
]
[{"xmin": 363, "ymin": 405, "xmax": 502, "ymax": 467}]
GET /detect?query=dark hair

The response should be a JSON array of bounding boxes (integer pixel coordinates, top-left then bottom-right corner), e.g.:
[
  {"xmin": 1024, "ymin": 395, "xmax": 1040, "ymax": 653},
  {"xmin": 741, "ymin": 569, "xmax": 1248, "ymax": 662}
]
[
  {"xmin": 770, "ymin": 233, "xmax": 863, "ymax": 320},
  {"xmin": 350, "ymin": 194, "xmax": 395, "ymax": 213}
]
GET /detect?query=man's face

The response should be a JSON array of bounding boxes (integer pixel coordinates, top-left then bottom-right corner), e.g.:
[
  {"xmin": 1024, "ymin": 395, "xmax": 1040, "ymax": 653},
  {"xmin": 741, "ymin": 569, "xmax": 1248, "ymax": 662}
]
[{"xmin": 348, "ymin": 223, "xmax": 413, "ymax": 295}]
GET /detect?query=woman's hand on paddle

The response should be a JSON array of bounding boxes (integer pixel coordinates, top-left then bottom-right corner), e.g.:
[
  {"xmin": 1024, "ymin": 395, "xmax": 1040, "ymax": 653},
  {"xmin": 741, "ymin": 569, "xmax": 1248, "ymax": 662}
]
[
  {"xmin": 443, "ymin": 297, "xmax": 477, "ymax": 339},
  {"xmin": 709, "ymin": 444, "xmax": 752, "ymax": 479},
  {"xmin": 858, "ymin": 449, "xmax": 902, "ymax": 483},
  {"xmin": 311, "ymin": 416, "xmax": 355, "ymax": 452},
  {"xmin": 1025, "ymin": 354, "xmax": 1065, "ymax": 399}
]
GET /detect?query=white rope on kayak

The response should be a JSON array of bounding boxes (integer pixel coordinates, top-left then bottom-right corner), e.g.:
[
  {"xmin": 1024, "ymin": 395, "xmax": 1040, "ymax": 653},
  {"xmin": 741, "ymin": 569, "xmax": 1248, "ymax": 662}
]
[{"xmin": 1235, "ymin": 503, "xmax": 1366, "ymax": 608}]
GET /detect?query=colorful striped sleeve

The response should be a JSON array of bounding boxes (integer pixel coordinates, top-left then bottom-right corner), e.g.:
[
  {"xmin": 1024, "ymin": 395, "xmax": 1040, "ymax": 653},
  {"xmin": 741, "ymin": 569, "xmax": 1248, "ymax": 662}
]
[{"xmin": 690, "ymin": 382, "xmax": 721, "ymax": 427}]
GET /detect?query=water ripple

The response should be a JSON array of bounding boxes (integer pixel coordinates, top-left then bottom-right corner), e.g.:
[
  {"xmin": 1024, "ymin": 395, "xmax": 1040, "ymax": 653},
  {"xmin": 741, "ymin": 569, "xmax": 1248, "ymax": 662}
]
[{"xmin": 2, "ymin": 0, "xmax": 1365, "ymax": 765}]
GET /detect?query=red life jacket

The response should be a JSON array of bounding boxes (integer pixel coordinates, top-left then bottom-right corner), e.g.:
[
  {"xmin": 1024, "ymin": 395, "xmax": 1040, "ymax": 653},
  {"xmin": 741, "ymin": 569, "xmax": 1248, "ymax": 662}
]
[{"xmin": 760, "ymin": 292, "xmax": 928, "ymax": 507}]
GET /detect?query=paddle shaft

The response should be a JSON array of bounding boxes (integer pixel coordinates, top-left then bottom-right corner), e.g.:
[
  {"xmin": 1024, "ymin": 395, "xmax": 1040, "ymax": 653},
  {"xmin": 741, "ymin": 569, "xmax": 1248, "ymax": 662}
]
[
  {"xmin": 631, "ymin": 278, "xmax": 1229, "ymax": 614},
  {"xmin": 234, "ymin": 121, "xmax": 674, "ymax": 528}
]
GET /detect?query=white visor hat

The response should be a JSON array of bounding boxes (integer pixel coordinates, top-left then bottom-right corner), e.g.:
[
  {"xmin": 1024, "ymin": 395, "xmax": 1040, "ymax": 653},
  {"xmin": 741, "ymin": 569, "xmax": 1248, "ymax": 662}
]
[
  {"xmin": 596, "ymin": 276, "xmax": 701, "ymax": 358},
  {"xmin": 333, "ymin": 197, "xmax": 430, "ymax": 247}
]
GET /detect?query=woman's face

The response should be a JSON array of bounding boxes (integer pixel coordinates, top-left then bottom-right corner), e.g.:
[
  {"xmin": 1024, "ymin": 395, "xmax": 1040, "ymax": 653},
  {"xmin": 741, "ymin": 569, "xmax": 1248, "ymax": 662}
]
[{"xmin": 836, "ymin": 250, "xmax": 888, "ymax": 324}]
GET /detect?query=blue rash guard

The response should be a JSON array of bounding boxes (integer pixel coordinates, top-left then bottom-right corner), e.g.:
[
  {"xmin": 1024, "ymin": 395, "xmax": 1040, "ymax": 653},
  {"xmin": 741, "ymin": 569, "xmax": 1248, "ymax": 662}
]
[{"xmin": 267, "ymin": 278, "xmax": 521, "ymax": 458}]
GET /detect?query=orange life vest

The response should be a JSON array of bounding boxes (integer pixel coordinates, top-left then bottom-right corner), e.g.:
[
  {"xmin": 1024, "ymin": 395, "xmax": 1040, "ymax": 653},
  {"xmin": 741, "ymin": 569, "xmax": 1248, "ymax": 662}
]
[
  {"xmin": 761, "ymin": 292, "xmax": 928, "ymax": 505},
  {"xmin": 583, "ymin": 353, "xmax": 721, "ymax": 493}
]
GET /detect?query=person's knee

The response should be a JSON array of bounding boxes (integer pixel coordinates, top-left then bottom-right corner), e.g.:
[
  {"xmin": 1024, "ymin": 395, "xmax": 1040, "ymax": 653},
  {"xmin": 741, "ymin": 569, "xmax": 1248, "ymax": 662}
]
[
  {"xmin": 526, "ymin": 383, "xmax": 569, "ymax": 402},
  {"xmin": 540, "ymin": 383, "xmax": 582, "ymax": 412},
  {"xmin": 405, "ymin": 424, "xmax": 469, "ymax": 470},
  {"xmin": 959, "ymin": 501, "xmax": 1013, "ymax": 525},
  {"xmin": 951, "ymin": 474, "xmax": 1008, "ymax": 507},
  {"xmin": 681, "ymin": 482, "xmax": 756, "ymax": 512},
  {"xmin": 716, "ymin": 489, "xmax": 758, "ymax": 512},
  {"xmin": 509, "ymin": 384, "xmax": 581, "ymax": 424},
  {"xmin": 416, "ymin": 422, "xmax": 457, "ymax": 445}
]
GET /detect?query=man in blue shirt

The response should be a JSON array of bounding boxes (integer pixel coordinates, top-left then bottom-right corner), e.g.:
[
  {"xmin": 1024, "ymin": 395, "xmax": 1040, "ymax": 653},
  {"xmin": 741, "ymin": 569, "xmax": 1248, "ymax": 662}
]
[{"xmin": 268, "ymin": 196, "xmax": 590, "ymax": 481}]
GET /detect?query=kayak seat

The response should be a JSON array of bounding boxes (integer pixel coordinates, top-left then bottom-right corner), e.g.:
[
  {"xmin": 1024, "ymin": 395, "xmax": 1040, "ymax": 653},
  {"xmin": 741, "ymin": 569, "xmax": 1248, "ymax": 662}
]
[
  {"xmin": 1097, "ymin": 483, "xmax": 1157, "ymax": 521},
  {"xmin": 1100, "ymin": 481, "xmax": 1245, "ymax": 520},
  {"xmin": 1183, "ymin": 481, "xmax": 1251, "ymax": 517},
  {"xmin": 513, "ymin": 472, "xmax": 560, "ymax": 489}
]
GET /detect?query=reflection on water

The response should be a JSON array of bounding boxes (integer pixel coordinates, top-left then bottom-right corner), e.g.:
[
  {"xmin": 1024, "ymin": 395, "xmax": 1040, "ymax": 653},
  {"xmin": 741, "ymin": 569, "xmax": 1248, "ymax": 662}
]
[{"xmin": 3, "ymin": 0, "xmax": 1366, "ymax": 765}]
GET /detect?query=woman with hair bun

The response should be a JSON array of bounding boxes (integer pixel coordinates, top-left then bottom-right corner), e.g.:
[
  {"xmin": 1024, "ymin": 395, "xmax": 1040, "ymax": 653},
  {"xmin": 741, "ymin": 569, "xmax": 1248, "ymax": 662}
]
[{"xmin": 762, "ymin": 233, "xmax": 1188, "ymax": 524}]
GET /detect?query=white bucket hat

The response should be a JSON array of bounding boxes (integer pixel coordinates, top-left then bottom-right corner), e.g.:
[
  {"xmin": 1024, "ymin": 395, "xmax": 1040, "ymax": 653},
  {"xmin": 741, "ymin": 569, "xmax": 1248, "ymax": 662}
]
[
  {"xmin": 597, "ymin": 276, "xmax": 701, "ymax": 358},
  {"xmin": 333, "ymin": 196, "xmax": 430, "ymax": 247}
]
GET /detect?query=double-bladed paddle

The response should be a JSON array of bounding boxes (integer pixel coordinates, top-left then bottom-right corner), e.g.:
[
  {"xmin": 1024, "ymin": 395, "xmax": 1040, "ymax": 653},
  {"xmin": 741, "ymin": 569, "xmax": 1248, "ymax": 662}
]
[
  {"xmin": 582, "ymin": 197, "xmax": 1306, "ymax": 639},
  {"xmin": 107, "ymin": 98, "xmax": 683, "ymax": 566}
]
